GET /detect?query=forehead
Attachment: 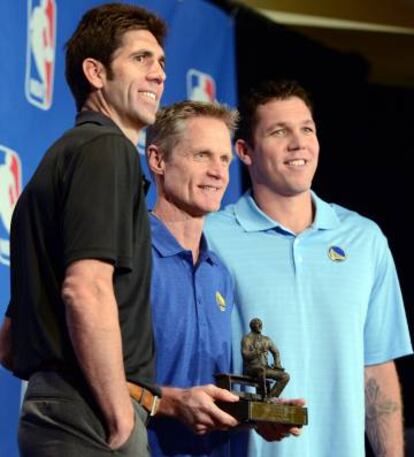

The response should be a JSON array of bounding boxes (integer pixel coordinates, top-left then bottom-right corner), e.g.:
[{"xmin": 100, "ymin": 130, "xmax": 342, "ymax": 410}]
[
  {"xmin": 254, "ymin": 97, "xmax": 313, "ymax": 130},
  {"xmin": 176, "ymin": 116, "xmax": 232, "ymax": 151},
  {"xmin": 113, "ymin": 29, "xmax": 164, "ymax": 58}
]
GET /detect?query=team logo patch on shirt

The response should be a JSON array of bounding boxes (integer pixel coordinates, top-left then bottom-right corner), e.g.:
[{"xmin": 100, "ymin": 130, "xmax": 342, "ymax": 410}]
[
  {"xmin": 328, "ymin": 246, "xmax": 347, "ymax": 262},
  {"xmin": 215, "ymin": 291, "xmax": 226, "ymax": 311}
]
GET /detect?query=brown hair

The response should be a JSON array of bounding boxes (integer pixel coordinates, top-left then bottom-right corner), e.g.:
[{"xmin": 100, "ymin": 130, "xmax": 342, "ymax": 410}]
[
  {"xmin": 65, "ymin": 3, "xmax": 167, "ymax": 111},
  {"xmin": 237, "ymin": 80, "xmax": 313, "ymax": 144},
  {"xmin": 146, "ymin": 100, "xmax": 239, "ymax": 161}
]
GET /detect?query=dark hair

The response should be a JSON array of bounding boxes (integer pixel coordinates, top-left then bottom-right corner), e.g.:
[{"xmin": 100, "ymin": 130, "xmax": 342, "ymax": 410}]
[
  {"xmin": 146, "ymin": 100, "xmax": 238, "ymax": 161},
  {"xmin": 237, "ymin": 80, "xmax": 313, "ymax": 144},
  {"xmin": 65, "ymin": 3, "xmax": 167, "ymax": 111}
]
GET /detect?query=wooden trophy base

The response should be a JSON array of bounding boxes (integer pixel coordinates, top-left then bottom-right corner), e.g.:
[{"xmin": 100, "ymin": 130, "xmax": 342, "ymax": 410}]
[
  {"xmin": 214, "ymin": 373, "xmax": 308, "ymax": 426},
  {"xmin": 216, "ymin": 397, "xmax": 308, "ymax": 426}
]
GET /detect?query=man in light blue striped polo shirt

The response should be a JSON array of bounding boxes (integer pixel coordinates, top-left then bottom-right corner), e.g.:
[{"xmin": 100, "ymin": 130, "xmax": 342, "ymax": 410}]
[{"xmin": 205, "ymin": 80, "xmax": 413, "ymax": 457}]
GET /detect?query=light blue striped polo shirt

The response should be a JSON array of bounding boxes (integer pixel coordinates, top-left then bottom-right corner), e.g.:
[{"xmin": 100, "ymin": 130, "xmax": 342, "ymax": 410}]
[{"xmin": 205, "ymin": 190, "xmax": 412, "ymax": 457}]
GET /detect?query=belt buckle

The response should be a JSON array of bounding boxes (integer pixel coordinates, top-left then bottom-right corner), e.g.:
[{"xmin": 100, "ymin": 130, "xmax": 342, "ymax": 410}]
[{"xmin": 149, "ymin": 395, "xmax": 160, "ymax": 416}]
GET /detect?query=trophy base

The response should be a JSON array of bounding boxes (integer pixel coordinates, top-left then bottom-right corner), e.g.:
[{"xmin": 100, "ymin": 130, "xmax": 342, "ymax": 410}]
[{"xmin": 216, "ymin": 398, "xmax": 308, "ymax": 426}]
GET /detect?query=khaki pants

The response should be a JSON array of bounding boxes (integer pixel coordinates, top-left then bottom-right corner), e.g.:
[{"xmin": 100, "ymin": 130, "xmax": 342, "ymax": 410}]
[{"xmin": 18, "ymin": 371, "xmax": 150, "ymax": 457}]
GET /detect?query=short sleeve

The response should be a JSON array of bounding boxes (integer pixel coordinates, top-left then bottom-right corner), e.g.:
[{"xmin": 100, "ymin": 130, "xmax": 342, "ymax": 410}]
[
  {"xmin": 60, "ymin": 134, "xmax": 140, "ymax": 271},
  {"xmin": 364, "ymin": 233, "xmax": 413, "ymax": 364}
]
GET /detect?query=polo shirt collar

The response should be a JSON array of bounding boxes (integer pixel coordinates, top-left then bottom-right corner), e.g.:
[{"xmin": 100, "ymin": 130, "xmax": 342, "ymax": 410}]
[
  {"xmin": 234, "ymin": 190, "xmax": 340, "ymax": 233},
  {"xmin": 234, "ymin": 191, "xmax": 279, "ymax": 232},
  {"xmin": 150, "ymin": 214, "xmax": 217, "ymax": 264},
  {"xmin": 75, "ymin": 111, "xmax": 122, "ymax": 132},
  {"xmin": 311, "ymin": 192, "xmax": 340, "ymax": 229}
]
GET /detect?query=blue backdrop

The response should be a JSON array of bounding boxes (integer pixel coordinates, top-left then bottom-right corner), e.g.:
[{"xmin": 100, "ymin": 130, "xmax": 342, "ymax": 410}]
[{"xmin": 0, "ymin": 1, "xmax": 238, "ymax": 454}]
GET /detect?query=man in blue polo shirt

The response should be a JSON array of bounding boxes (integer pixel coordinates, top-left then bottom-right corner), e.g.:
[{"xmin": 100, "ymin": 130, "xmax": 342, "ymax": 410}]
[
  {"xmin": 205, "ymin": 80, "xmax": 413, "ymax": 457},
  {"xmin": 145, "ymin": 101, "xmax": 238, "ymax": 457},
  {"xmin": 144, "ymin": 100, "xmax": 302, "ymax": 457}
]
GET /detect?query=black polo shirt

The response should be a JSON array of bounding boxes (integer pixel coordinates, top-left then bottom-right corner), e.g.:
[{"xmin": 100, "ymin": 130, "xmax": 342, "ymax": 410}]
[{"xmin": 8, "ymin": 111, "xmax": 157, "ymax": 393}]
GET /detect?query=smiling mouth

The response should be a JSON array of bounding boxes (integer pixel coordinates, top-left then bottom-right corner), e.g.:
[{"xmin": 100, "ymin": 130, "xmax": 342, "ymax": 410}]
[
  {"xmin": 199, "ymin": 185, "xmax": 221, "ymax": 192},
  {"xmin": 139, "ymin": 91, "xmax": 157, "ymax": 101},
  {"xmin": 285, "ymin": 159, "xmax": 307, "ymax": 167}
]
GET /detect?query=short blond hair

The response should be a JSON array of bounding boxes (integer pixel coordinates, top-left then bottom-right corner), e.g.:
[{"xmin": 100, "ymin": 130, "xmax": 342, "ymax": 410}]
[{"xmin": 146, "ymin": 100, "xmax": 238, "ymax": 160}]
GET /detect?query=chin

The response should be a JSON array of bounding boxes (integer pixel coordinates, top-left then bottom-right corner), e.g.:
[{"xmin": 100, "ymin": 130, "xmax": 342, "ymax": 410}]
[
  {"xmin": 204, "ymin": 201, "xmax": 221, "ymax": 212},
  {"xmin": 193, "ymin": 205, "xmax": 218, "ymax": 217},
  {"xmin": 136, "ymin": 111, "xmax": 156, "ymax": 127}
]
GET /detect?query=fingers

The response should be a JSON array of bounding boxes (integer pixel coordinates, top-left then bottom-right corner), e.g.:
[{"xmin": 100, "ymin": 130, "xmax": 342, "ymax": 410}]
[
  {"xmin": 255, "ymin": 422, "xmax": 302, "ymax": 442},
  {"xmin": 269, "ymin": 397, "xmax": 306, "ymax": 408},
  {"xmin": 211, "ymin": 406, "xmax": 239, "ymax": 429},
  {"xmin": 201, "ymin": 385, "xmax": 240, "ymax": 429},
  {"xmin": 289, "ymin": 426, "xmax": 302, "ymax": 437},
  {"xmin": 205, "ymin": 384, "xmax": 239, "ymax": 402},
  {"xmin": 179, "ymin": 385, "xmax": 239, "ymax": 433},
  {"xmin": 194, "ymin": 425, "xmax": 209, "ymax": 435}
]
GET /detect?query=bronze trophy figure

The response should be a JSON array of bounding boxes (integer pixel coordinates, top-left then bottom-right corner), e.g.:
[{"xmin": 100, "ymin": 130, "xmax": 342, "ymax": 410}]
[
  {"xmin": 215, "ymin": 318, "xmax": 308, "ymax": 426},
  {"xmin": 242, "ymin": 318, "xmax": 290, "ymax": 398}
]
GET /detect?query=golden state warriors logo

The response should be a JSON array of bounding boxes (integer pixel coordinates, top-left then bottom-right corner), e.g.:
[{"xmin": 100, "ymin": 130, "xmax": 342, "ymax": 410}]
[
  {"xmin": 215, "ymin": 291, "xmax": 226, "ymax": 312},
  {"xmin": 328, "ymin": 246, "xmax": 347, "ymax": 262}
]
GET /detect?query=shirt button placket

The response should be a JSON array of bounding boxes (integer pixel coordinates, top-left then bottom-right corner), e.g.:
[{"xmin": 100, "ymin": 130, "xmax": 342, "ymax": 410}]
[{"xmin": 293, "ymin": 237, "xmax": 303, "ymax": 271}]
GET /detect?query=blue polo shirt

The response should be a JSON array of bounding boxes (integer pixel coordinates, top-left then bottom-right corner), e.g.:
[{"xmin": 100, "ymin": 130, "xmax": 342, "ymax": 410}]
[
  {"xmin": 205, "ymin": 191, "xmax": 413, "ymax": 457},
  {"xmin": 148, "ymin": 214, "xmax": 234, "ymax": 457}
]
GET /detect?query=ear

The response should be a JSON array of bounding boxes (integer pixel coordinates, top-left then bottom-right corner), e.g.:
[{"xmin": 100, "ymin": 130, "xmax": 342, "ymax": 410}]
[
  {"xmin": 235, "ymin": 139, "xmax": 253, "ymax": 166},
  {"xmin": 82, "ymin": 58, "xmax": 106, "ymax": 90},
  {"xmin": 147, "ymin": 145, "xmax": 165, "ymax": 176}
]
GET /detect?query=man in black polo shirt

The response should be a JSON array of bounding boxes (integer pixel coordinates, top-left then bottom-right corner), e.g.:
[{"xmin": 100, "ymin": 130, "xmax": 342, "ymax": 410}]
[{"xmin": 0, "ymin": 4, "xmax": 166, "ymax": 456}]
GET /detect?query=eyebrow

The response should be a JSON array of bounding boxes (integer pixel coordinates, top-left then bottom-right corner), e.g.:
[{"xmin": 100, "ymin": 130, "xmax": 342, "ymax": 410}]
[
  {"xmin": 265, "ymin": 118, "xmax": 315, "ymax": 130},
  {"xmin": 193, "ymin": 149, "xmax": 232, "ymax": 159}
]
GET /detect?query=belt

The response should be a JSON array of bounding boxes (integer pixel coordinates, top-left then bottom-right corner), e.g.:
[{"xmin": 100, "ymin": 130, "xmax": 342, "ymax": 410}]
[{"xmin": 127, "ymin": 382, "xmax": 160, "ymax": 416}]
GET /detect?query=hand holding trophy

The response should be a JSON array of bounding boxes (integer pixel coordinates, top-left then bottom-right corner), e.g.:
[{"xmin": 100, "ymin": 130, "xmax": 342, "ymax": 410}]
[{"xmin": 215, "ymin": 318, "xmax": 308, "ymax": 427}]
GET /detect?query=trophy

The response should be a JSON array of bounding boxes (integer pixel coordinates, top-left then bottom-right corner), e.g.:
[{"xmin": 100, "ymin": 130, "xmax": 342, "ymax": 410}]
[{"xmin": 215, "ymin": 318, "xmax": 308, "ymax": 426}]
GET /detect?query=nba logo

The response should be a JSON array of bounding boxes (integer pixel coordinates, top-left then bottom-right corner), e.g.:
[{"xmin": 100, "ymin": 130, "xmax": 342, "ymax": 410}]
[
  {"xmin": 0, "ymin": 145, "xmax": 22, "ymax": 267},
  {"xmin": 25, "ymin": 0, "xmax": 57, "ymax": 110},
  {"xmin": 187, "ymin": 69, "xmax": 216, "ymax": 102}
]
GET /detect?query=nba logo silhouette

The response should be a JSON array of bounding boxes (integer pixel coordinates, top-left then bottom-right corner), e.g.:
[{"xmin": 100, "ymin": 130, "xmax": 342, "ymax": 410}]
[
  {"xmin": 25, "ymin": 0, "xmax": 57, "ymax": 110},
  {"xmin": 0, "ymin": 145, "xmax": 22, "ymax": 266},
  {"xmin": 187, "ymin": 69, "xmax": 216, "ymax": 102}
]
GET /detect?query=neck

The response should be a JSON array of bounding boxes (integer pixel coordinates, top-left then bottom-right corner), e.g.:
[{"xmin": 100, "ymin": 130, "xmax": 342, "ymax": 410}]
[
  {"xmin": 252, "ymin": 185, "xmax": 314, "ymax": 234},
  {"xmin": 82, "ymin": 95, "xmax": 142, "ymax": 145},
  {"xmin": 152, "ymin": 199, "xmax": 205, "ymax": 264}
]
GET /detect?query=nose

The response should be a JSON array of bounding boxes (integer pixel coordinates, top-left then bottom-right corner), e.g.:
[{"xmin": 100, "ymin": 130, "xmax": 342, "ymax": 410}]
[
  {"xmin": 207, "ymin": 157, "xmax": 228, "ymax": 181},
  {"xmin": 288, "ymin": 130, "xmax": 306, "ymax": 151},
  {"xmin": 148, "ymin": 60, "xmax": 166, "ymax": 84}
]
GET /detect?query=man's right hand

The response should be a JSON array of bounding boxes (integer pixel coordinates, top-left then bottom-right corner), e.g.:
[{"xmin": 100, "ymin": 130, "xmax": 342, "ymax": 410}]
[
  {"xmin": 107, "ymin": 404, "xmax": 135, "ymax": 450},
  {"xmin": 158, "ymin": 385, "xmax": 239, "ymax": 435}
]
